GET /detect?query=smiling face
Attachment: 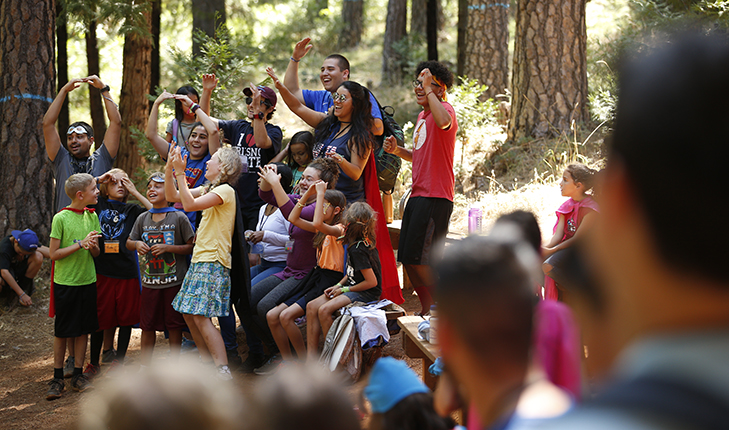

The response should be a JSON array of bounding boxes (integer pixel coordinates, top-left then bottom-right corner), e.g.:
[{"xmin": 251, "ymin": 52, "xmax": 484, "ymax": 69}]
[
  {"xmin": 79, "ymin": 180, "xmax": 99, "ymax": 205},
  {"xmin": 187, "ymin": 125, "xmax": 209, "ymax": 160},
  {"xmin": 205, "ymin": 152, "xmax": 221, "ymax": 182},
  {"xmin": 290, "ymin": 142, "xmax": 311, "ymax": 168},
  {"xmin": 298, "ymin": 166, "xmax": 322, "ymax": 195},
  {"xmin": 332, "ymin": 88, "xmax": 353, "ymax": 122},
  {"xmin": 67, "ymin": 131, "xmax": 93, "ymax": 159},
  {"xmin": 413, "ymin": 79, "xmax": 444, "ymax": 108},
  {"xmin": 246, "ymin": 98, "xmax": 274, "ymax": 121},
  {"xmin": 146, "ymin": 180, "xmax": 166, "ymax": 206},
  {"xmin": 320, "ymin": 58, "xmax": 349, "ymax": 92}
]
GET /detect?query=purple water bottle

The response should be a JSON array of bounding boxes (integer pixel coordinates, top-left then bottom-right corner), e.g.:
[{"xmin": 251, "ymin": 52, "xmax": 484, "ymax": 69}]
[{"xmin": 468, "ymin": 207, "xmax": 482, "ymax": 234}]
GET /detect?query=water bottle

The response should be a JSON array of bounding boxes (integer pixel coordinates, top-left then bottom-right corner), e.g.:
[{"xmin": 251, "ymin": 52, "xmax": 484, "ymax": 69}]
[
  {"xmin": 468, "ymin": 207, "xmax": 482, "ymax": 234},
  {"xmin": 429, "ymin": 305, "xmax": 438, "ymax": 345}
]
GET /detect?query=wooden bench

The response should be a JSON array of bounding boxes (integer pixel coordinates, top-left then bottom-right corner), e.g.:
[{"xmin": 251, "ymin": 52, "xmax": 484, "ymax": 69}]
[{"xmin": 397, "ymin": 315, "xmax": 439, "ymax": 390}]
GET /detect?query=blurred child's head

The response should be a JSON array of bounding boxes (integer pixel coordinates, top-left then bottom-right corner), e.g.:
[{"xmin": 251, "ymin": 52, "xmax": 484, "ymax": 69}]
[
  {"xmin": 300, "ymin": 158, "xmax": 340, "ymax": 194},
  {"xmin": 312, "ymin": 190, "xmax": 347, "ymax": 249},
  {"xmin": 342, "ymin": 202, "xmax": 376, "ymax": 246},
  {"xmin": 493, "ymin": 210, "xmax": 542, "ymax": 253},
  {"xmin": 271, "ymin": 162, "xmax": 294, "ymax": 194},
  {"xmin": 242, "ymin": 363, "xmax": 360, "ymax": 430},
  {"xmin": 65, "ymin": 173, "xmax": 98, "ymax": 204},
  {"xmin": 175, "ymin": 85, "xmax": 199, "ymax": 121},
  {"xmin": 365, "ymin": 357, "xmax": 455, "ymax": 430},
  {"xmin": 206, "ymin": 146, "xmax": 242, "ymax": 188},
  {"xmin": 99, "ymin": 168, "xmax": 130, "ymax": 203},
  {"xmin": 187, "ymin": 122, "xmax": 210, "ymax": 160},
  {"xmin": 288, "ymin": 131, "xmax": 314, "ymax": 169},
  {"xmin": 146, "ymin": 172, "xmax": 167, "ymax": 206}
]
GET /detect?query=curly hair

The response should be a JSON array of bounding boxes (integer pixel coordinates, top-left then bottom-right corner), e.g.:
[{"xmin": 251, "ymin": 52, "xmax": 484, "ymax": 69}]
[
  {"xmin": 342, "ymin": 202, "xmax": 377, "ymax": 247},
  {"xmin": 308, "ymin": 157, "xmax": 340, "ymax": 189},
  {"xmin": 206, "ymin": 146, "xmax": 242, "ymax": 191},
  {"xmin": 314, "ymin": 81, "xmax": 374, "ymax": 160},
  {"xmin": 174, "ymin": 85, "xmax": 199, "ymax": 121},
  {"xmin": 415, "ymin": 61, "xmax": 454, "ymax": 90},
  {"xmin": 565, "ymin": 163, "xmax": 598, "ymax": 192}
]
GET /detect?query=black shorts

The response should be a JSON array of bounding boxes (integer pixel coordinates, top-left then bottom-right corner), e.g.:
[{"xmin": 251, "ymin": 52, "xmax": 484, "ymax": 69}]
[
  {"xmin": 54, "ymin": 282, "xmax": 99, "ymax": 338},
  {"xmin": 398, "ymin": 197, "xmax": 453, "ymax": 266}
]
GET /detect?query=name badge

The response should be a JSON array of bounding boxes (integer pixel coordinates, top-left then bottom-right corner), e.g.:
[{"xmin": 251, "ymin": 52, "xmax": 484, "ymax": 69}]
[
  {"xmin": 105, "ymin": 240, "xmax": 119, "ymax": 254},
  {"xmin": 285, "ymin": 239, "xmax": 295, "ymax": 253}
]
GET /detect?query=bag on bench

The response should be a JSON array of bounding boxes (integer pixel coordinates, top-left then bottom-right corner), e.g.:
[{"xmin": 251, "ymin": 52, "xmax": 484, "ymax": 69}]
[{"xmin": 320, "ymin": 314, "xmax": 362, "ymax": 382}]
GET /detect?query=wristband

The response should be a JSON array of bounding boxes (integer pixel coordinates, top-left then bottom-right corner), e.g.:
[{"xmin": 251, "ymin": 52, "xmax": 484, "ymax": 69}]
[
  {"xmin": 290, "ymin": 56, "xmax": 300, "ymax": 63},
  {"xmin": 425, "ymin": 91, "xmax": 434, "ymax": 97},
  {"xmin": 100, "ymin": 85, "xmax": 110, "ymax": 93},
  {"xmin": 191, "ymin": 103, "xmax": 200, "ymax": 114},
  {"xmin": 19, "ymin": 292, "xmax": 26, "ymax": 298},
  {"xmin": 175, "ymin": 173, "xmax": 185, "ymax": 177},
  {"xmin": 341, "ymin": 286, "xmax": 350, "ymax": 293},
  {"xmin": 296, "ymin": 201, "xmax": 305, "ymax": 208}
]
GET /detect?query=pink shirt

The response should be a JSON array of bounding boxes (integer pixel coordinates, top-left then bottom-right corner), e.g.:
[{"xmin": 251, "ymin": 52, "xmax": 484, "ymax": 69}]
[{"xmin": 411, "ymin": 102, "xmax": 458, "ymax": 201}]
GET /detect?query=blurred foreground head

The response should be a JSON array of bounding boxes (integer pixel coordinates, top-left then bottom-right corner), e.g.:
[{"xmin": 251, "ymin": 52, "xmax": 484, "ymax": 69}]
[
  {"xmin": 79, "ymin": 362, "xmax": 243, "ymax": 430},
  {"xmin": 589, "ymin": 32, "xmax": 729, "ymax": 363}
]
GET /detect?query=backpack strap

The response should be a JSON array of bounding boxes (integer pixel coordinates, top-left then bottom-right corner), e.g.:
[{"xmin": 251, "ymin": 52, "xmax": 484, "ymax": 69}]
[
  {"xmin": 342, "ymin": 243, "xmax": 348, "ymax": 276},
  {"xmin": 590, "ymin": 376, "xmax": 729, "ymax": 430}
]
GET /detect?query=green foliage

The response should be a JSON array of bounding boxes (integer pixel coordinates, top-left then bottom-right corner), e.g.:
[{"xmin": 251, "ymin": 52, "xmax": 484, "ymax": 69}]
[
  {"xmin": 448, "ymin": 78, "xmax": 499, "ymax": 142},
  {"xmin": 166, "ymin": 24, "xmax": 254, "ymax": 119},
  {"xmin": 391, "ymin": 33, "xmax": 428, "ymax": 78},
  {"xmin": 64, "ymin": 0, "xmax": 152, "ymax": 40}
]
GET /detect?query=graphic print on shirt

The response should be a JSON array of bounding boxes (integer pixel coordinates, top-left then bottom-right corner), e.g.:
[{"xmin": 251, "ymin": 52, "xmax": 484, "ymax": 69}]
[
  {"xmin": 185, "ymin": 166, "xmax": 204, "ymax": 187},
  {"xmin": 99, "ymin": 208, "xmax": 127, "ymax": 240},
  {"xmin": 141, "ymin": 227, "xmax": 177, "ymax": 286},
  {"xmin": 413, "ymin": 118, "xmax": 427, "ymax": 150}
]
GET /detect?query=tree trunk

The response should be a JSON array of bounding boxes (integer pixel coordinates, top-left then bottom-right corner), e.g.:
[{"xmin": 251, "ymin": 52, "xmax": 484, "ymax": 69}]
[
  {"xmin": 86, "ymin": 18, "xmax": 107, "ymax": 140},
  {"xmin": 382, "ymin": 0, "xmax": 408, "ymax": 85},
  {"xmin": 339, "ymin": 0, "xmax": 364, "ymax": 49},
  {"xmin": 117, "ymin": 12, "xmax": 152, "ymax": 176},
  {"xmin": 426, "ymin": 0, "xmax": 438, "ymax": 60},
  {"xmin": 0, "ymin": 0, "xmax": 56, "ymax": 241},
  {"xmin": 192, "ymin": 0, "xmax": 225, "ymax": 57},
  {"xmin": 456, "ymin": 0, "xmax": 467, "ymax": 82},
  {"xmin": 508, "ymin": 0, "xmax": 588, "ymax": 142},
  {"xmin": 150, "ymin": 0, "xmax": 161, "ymax": 109},
  {"xmin": 411, "ymin": 0, "xmax": 426, "ymax": 37},
  {"xmin": 56, "ymin": 0, "xmax": 70, "ymax": 139},
  {"xmin": 464, "ymin": 1, "xmax": 509, "ymax": 100}
]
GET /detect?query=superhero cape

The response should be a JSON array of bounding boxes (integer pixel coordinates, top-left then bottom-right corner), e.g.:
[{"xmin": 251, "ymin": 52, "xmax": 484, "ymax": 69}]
[
  {"xmin": 364, "ymin": 151, "xmax": 404, "ymax": 304},
  {"xmin": 230, "ymin": 193, "xmax": 252, "ymax": 311}
]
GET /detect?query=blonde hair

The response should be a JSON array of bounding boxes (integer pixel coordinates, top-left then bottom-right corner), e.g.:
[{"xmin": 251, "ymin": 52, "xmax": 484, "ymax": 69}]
[
  {"xmin": 206, "ymin": 146, "xmax": 242, "ymax": 191},
  {"xmin": 99, "ymin": 168, "xmax": 129, "ymax": 202},
  {"xmin": 65, "ymin": 173, "xmax": 95, "ymax": 199}
]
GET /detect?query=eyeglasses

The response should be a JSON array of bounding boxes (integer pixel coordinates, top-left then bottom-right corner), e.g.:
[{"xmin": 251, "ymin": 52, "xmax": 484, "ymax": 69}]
[
  {"xmin": 245, "ymin": 97, "xmax": 272, "ymax": 108},
  {"xmin": 411, "ymin": 79, "xmax": 442, "ymax": 89},
  {"xmin": 332, "ymin": 93, "xmax": 348, "ymax": 103},
  {"xmin": 323, "ymin": 202, "xmax": 331, "ymax": 212},
  {"xmin": 67, "ymin": 125, "xmax": 89, "ymax": 135}
]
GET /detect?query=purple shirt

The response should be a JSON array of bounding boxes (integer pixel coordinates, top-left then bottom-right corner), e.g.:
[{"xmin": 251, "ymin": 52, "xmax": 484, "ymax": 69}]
[{"xmin": 259, "ymin": 189, "xmax": 317, "ymax": 280}]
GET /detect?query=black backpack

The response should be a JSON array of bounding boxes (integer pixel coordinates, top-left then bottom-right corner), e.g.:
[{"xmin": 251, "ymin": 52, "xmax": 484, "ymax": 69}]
[{"xmin": 366, "ymin": 89, "xmax": 404, "ymax": 193}]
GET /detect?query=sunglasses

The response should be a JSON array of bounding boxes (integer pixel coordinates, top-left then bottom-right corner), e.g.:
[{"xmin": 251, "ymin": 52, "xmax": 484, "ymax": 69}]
[
  {"xmin": 246, "ymin": 97, "xmax": 272, "ymax": 108},
  {"xmin": 332, "ymin": 93, "xmax": 348, "ymax": 103},
  {"xmin": 67, "ymin": 125, "xmax": 89, "ymax": 135}
]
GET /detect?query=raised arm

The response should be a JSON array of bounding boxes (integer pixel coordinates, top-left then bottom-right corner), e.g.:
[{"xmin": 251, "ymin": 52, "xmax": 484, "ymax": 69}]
[
  {"xmin": 384, "ymin": 135, "xmax": 412, "ymax": 162},
  {"xmin": 175, "ymin": 94, "xmax": 221, "ymax": 155},
  {"xmin": 330, "ymin": 144, "xmax": 371, "ymax": 181},
  {"xmin": 288, "ymin": 182, "xmax": 318, "ymax": 233},
  {"xmin": 259, "ymin": 164, "xmax": 292, "ymax": 208},
  {"xmin": 43, "ymin": 78, "xmax": 83, "ymax": 161},
  {"xmin": 147, "ymin": 91, "xmax": 176, "ymax": 159},
  {"xmin": 86, "ymin": 75, "xmax": 122, "ymax": 158},
  {"xmin": 283, "ymin": 37, "xmax": 313, "ymax": 105},
  {"xmin": 200, "ymin": 73, "xmax": 217, "ymax": 115},
  {"xmin": 269, "ymin": 141, "xmax": 289, "ymax": 164},
  {"xmin": 267, "ymin": 67, "xmax": 327, "ymax": 128},
  {"xmin": 312, "ymin": 181, "xmax": 344, "ymax": 237},
  {"xmin": 420, "ymin": 69, "xmax": 452, "ymax": 130},
  {"xmin": 121, "ymin": 175, "xmax": 152, "ymax": 210},
  {"xmin": 169, "ymin": 145, "xmax": 220, "ymax": 212},
  {"xmin": 249, "ymin": 84, "xmax": 273, "ymax": 149}
]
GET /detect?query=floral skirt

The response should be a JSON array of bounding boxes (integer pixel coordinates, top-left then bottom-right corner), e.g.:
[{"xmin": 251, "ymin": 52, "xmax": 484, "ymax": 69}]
[{"xmin": 172, "ymin": 262, "xmax": 230, "ymax": 318}]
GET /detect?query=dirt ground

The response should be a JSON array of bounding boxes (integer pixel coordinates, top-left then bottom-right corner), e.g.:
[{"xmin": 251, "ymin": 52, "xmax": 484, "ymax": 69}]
[{"xmin": 0, "ymin": 263, "xmax": 424, "ymax": 430}]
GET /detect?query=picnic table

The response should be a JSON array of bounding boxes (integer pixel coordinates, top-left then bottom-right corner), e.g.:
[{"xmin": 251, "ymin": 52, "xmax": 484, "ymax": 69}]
[{"xmin": 397, "ymin": 315, "xmax": 439, "ymax": 389}]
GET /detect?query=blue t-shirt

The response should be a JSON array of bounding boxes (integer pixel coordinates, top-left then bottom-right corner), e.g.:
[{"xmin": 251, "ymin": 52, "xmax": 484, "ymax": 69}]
[
  {"xmin": 218, "ymin": 120, "xmax": 283, "ymax": 213},
  {"xmin": 166, "ymin": 143, "xmax": 210, "ymax": 228},
  {"xmin": 303, "ymin": 89, "xmax": 383, "ymax": 120},
  {"xmin": 315, "ymin": 125, "xmax": 364, "ymax": 203}
]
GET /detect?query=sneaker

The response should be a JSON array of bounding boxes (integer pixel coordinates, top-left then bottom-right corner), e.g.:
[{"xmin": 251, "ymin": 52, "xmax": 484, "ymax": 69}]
[
  {"xmin": 239, "ymin": 352, "xmax": 266, "ymax": 374},
  {"xmin": 180, "ymin": 338, "xmax": 197, "ymax": 353},
  {"xmin": 63, "ymin": 356, "xmax": 75, "ymax": 379},
  {"xmin": 254, "ymin": 355, "xmax": 283, "ymax": 376},
  {"xmin": 217, "ymin": 365, "xmax": 233, "ymax": 381},
  {"xmin": 294, "ymin": 316, "xmax": 307, "ymax": 327},
  {"xmin": 46, "ymin": 378, "xmax": 65, "ymax": 400},
  {"xmin": 71, "ymin": 373, "xmax": 94, "ymax": 392},
  {"xmin": 83, "ymin": 363, "xmax": 101, "ymax": 379},
  {"xmin": 101, "ymin": 348, "xmax": 117, "ymax": 364}
]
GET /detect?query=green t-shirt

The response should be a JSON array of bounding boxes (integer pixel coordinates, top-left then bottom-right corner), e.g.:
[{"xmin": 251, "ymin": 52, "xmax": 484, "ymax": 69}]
[{"xmin": 50, "ymin": 208, "xmax": 101, "ymax": 286}]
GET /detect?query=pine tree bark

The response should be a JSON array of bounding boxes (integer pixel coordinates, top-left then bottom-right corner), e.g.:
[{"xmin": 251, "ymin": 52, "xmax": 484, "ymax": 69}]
[
  {"xmin": 117, "ymin": 11, "xmax": 152, "ymax": 176},
  {"xmin": 411, "ymin": 0, "xmax": 427, "ymax": 37},
  {"xmin": 0, "ymin": 0, "xmax": 56, "ymax": 240},
  {"xmin": 56, "ymin": 0, "xmax": 70, "ymax": 138},
  {"xmin": 427, "ymin": 0, "xmax": 438, "ymax": 60},
  {"xmin": 508, "ymin": 0, "xmax": 588, "ymax": 141},
  {"xmin": 339, "ymin": 0, "xmax": 364, "ymax": 49},
  {"xmin": 382, "ymin": 0, "xmax": 407, "ymax": 85},
  {"xmin": 150, "ymin": 0, "xmax": 161, "ymax": 108},
  {"xmin": 86, "ymin": 18, "xmax": 107, "ymax": 140},
  {"xmin": 463, "ymin": 1, "xmax": 509, "ymax": 100},
  {"xmin": 192, "ymin": 0, "xmax": 225, "ymax": 57},
  {"xmin": 456, "ymin": 0, "xmax": 467, "ymax": 81}
]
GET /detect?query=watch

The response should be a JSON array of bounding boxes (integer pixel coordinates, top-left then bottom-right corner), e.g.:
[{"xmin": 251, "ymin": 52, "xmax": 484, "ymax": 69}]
[
  {"xmin": 100, "ymin": 85, "xmax": 110, "ymax": 93},
  {"xmin": 256, "ymin": 112, "xmax": 265, "ymax": 120}
]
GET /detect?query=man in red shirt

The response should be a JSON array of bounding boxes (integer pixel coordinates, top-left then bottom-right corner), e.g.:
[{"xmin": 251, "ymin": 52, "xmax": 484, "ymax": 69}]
[{"xmin": 384, "ymin": 61, "xmax": 457, "ymax": 315}]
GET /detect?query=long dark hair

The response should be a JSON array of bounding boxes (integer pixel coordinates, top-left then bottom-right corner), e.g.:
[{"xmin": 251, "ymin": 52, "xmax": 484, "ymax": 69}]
[
  {"xmin": 312, "ymin": 190, "xmax": 347, "ymax": 249},
  {"xmin": 174, "ymin": 85, "xmax": 199, "ymax": 121},
  {"xmin": 314, "ymin": 81, "xmax": 374, "ymax": 159},
  {"xmin": 288, "ymin": 131, "xmax": 315, "ymax": 168}
]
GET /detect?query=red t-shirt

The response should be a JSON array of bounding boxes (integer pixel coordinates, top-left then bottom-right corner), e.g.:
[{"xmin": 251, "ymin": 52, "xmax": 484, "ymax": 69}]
[{"xmin": 410, "ymin": 102, "xmax": 458, "ymax": 201}]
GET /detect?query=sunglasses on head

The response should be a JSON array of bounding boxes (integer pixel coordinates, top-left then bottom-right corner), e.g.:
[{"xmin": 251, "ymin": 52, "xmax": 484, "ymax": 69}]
[
  {"xmin": 332, "ymin": 93, "xmax": 348, "ymax": 102},
  {"xmin": 67, "ymin": 125, "xmax": 89, "ymax": 135},
  {"xmin": 246, "ymin": 97, "xmax": 272, "ymax": 108}
]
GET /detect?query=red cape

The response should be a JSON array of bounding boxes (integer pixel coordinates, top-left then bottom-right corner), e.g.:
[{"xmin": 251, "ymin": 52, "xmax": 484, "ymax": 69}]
[{"xmin": 364, "ymin": 152, "xmax": 404, "ymax": 304}]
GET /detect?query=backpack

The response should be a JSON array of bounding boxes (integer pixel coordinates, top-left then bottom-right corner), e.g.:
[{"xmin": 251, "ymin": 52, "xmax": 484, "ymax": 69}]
[
  {"xmin": 319, "ymin": 314, "xmax": 362, "ymax": 382},
  {"xmin": 366, "ymin": 89, "xmax": 404, "ymax": 193}
]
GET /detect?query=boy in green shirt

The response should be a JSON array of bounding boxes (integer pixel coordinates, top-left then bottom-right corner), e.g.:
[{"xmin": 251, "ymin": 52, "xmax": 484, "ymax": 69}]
[{"xmin": 46, "ymin": 173, "xmax": 101, "ymax": 400}]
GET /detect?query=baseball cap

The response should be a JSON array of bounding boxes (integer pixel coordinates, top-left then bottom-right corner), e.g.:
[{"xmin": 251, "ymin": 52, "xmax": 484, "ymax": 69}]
[
  {"xmin": 11, "ymin": 229, "xmax": 39, "ymax": 252},
  {"xmin": 364, "ymin": 357, "xmax": 429, "ymax": 413},
  {"xmin": 243, "ymin": 86, "xmax": 277, "ymax": 107}
]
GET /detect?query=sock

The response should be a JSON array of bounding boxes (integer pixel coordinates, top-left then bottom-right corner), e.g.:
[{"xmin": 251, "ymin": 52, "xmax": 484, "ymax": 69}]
[
  {"xmin": 117, "ymin": 326, "xmax": 132, "ymax": 360},
  {"xmin": 90, "ymin": 331, "xmax": 103, "ymax": 366},
  {"xmin": 73, "ymin": 367, "xmax": 82, "ymax": 377},
  {"xmin": 54, "ymin": 368, "xmax": 63, "ymax": 380}
]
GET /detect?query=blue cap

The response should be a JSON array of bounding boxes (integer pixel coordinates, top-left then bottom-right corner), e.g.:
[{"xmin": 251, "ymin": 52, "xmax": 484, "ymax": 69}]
[
  {"xmin": 364, "ymin": 357, "xmax": 429, "ymax": 413},
  {"xmin": 11, "ymin": 229, "xmax": 39, "ymax": 252}
]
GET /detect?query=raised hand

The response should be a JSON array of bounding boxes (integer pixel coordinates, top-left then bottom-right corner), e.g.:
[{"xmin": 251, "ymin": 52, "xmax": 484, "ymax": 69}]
[
  {"xmin": 291, "ymin": 37, "xmax": 313, "ymax": 62},
  {"xmin": 202, "ymin": 73, "xmax": 218, "ymax": 91}
]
